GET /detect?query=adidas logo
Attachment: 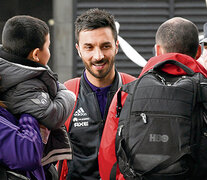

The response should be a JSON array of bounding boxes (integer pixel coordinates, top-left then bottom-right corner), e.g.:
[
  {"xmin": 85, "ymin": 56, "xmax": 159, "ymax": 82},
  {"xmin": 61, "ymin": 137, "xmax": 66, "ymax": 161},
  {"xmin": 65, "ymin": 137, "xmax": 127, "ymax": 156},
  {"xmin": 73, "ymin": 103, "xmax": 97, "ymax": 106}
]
[{"xmin": 74, "ymin": 107, "xmax": 87, "ymax": 116}]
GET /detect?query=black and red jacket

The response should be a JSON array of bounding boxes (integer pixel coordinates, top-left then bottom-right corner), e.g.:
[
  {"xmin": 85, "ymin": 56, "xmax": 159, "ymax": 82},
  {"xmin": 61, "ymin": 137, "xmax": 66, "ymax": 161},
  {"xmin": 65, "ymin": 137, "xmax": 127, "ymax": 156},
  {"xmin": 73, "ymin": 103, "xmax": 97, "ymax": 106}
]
[
  {"xmin": 59, "ymin": 70, "xmax": 136, "ymax": 180},
  {"xmin": 98, "ymin": 53, "xmax": 207, "ymax": 180}
]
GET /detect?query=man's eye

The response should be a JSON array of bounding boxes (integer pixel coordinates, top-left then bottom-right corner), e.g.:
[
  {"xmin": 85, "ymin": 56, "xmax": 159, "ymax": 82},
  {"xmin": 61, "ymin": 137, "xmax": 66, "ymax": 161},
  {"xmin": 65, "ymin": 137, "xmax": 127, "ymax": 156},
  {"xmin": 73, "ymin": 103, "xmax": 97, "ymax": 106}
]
[
  {"xmin": 103, "ymin": 45, "xmax": 111, "ymax": 49},
  {"xmin": 85, "ymin": 46, "xmax": 92, "ymax": 50}
]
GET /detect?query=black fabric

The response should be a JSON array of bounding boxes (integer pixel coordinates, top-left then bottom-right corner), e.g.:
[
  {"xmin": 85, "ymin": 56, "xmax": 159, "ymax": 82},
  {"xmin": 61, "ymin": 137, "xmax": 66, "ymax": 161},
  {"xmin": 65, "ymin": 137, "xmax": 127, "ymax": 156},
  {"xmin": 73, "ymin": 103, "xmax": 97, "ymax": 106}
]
[
  {"xmin": 44, "ymin": 164, "xmax": 58, "ymax": 180},
  {"xmin": 112, "ymin": 60, "xmax": 207, "ymax": 180},
  {"xmin": 42, "ymin": 125, "xmax": 72, "ymax": 166},
  {"xmin": 0, "ymin": 165, "xmax": 30, "ymax": 180},
  {"xmin": 0, "ymin": 165, "xmax": 7, "ymax": 180},
  {"xmin": 110, "ymin": 162, "xmax": 118, "ymax": 180},
  {"xmin": 116, "ymin": 89, "xmax": 122, "ymax": 118}
]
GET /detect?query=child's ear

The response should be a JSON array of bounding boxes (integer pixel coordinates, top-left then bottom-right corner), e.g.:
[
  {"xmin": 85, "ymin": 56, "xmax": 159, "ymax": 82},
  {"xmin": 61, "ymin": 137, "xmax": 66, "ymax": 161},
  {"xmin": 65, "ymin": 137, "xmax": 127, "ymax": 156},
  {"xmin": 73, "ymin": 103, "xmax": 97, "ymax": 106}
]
[{"xmin": 27, "ymin": 48, "xmax": 40, "ymax": 62}]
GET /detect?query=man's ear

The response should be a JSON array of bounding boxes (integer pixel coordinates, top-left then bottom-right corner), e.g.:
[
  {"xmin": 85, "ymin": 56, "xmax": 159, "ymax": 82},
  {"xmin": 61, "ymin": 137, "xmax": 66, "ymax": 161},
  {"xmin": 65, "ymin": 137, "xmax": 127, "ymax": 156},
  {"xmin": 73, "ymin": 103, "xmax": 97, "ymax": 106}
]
[
  {"xmin": 76, "ymin": 43, "xmax": 81, "ymax": 57},
  {"xmin": 195, "ymin": 44, "xmax": 202, "ymax": 60},
  {"xmin": 27, "ymin": 48, "xmax": 40, "ymax": 62},
  {"xmin": 154, "ymin": 44, "xmax": 163, "ymax": 56},
  {"xmin": 115, "ymin": 40, "xmax": 119, "ymax": 54}
]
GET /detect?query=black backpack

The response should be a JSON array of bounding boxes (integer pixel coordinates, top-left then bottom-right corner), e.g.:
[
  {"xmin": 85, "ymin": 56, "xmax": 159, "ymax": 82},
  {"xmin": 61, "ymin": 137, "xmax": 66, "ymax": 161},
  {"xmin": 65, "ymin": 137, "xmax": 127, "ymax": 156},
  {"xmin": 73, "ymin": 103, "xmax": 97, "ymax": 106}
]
[{"xmin": 111, "ymin": 60, "xmax": 207, "ymax": 180}]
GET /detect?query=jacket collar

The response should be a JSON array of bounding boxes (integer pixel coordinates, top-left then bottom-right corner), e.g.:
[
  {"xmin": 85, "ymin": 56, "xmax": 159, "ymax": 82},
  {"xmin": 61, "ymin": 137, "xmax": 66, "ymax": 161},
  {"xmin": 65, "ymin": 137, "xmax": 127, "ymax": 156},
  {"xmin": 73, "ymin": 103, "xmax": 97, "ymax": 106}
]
[{"xmin": 139, "ymin": 53, "xmax": 207, "ymax": 78}]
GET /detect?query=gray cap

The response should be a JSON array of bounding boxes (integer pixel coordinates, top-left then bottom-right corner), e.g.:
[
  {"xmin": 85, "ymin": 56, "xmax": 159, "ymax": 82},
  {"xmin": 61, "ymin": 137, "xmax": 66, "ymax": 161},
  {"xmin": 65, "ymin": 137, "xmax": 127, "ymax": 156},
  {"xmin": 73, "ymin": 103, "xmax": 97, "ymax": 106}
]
[{"xmin": 200, "ymin": 23, "xmax": 207, "ymax": 43}]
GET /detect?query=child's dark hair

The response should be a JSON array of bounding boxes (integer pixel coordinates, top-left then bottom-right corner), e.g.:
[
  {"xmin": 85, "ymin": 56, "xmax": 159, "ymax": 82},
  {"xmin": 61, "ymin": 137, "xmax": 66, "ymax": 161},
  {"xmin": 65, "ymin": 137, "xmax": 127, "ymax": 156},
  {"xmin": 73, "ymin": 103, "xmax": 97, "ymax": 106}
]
[
  {"xmin": 2, "ymin": 15, "xmax": 49, "ymax": 58},
  {"xmin": 75, "ymin": 8, "xmax": 117, "ymax": 43}
]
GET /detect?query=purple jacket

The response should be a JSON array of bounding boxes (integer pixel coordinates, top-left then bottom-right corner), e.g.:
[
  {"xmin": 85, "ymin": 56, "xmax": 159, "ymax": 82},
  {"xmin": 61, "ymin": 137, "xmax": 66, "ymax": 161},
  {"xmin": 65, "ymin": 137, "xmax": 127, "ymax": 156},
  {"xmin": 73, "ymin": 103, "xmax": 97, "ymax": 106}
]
[{"xmin": 0, "ymin": 106, "xmax": 45, "ymax": 179}]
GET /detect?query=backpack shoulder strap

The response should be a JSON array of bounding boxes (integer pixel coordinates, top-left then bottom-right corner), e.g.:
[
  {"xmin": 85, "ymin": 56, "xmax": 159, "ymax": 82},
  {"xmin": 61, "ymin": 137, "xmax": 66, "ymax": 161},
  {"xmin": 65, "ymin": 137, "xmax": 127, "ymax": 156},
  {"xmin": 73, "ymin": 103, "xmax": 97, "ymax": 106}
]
[
  {"xmin": 116, "ymin": 87, "xmax": 123, "ymax": 118},
  {"xmin": 64, "ymin": 77, "xmax": 80, "ymax": 131},
  {"xmin": 116, "ymin": 74, "xmax": 137, "ymax": 115}
]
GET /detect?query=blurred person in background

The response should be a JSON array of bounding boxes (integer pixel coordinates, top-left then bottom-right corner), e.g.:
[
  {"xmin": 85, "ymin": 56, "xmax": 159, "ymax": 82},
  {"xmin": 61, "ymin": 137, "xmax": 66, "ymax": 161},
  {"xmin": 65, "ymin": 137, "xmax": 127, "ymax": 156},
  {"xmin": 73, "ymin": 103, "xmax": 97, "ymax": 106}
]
[{"xmin": 198, "ymin": 22, "xmax": 207, "ymax": 69}]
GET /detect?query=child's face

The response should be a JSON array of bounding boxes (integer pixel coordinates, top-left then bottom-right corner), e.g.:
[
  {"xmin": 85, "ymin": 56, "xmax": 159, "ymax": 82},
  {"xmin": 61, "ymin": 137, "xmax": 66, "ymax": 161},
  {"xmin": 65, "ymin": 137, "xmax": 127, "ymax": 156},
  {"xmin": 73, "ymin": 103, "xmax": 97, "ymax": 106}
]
[{"xmin": 38, "ymin": 34, "xmax": 51, "ymax": 66}]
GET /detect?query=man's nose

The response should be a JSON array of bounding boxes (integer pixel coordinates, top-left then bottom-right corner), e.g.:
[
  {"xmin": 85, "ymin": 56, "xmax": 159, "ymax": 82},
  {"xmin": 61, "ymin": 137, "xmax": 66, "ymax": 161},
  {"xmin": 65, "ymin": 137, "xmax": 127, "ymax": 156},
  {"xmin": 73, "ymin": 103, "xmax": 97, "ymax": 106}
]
[{"xmin": 93, "ymin": 48, "xmax": 104, "ymax": 60}]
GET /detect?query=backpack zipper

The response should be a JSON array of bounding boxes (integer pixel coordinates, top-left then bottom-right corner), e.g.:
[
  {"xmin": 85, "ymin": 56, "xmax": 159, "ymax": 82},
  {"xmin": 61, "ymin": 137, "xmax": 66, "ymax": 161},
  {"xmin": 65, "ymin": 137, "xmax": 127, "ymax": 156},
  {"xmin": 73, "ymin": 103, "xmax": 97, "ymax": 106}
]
[
  {"xmin": 132, "ymin": 112, "xmax": 189, "ymax": 124},
  {"xmin": 154, "ymin": 73, "xmax": 166, "ymax": 85},
  {"xmin": 140, "ymin": 113, "xmax": 147, "ymax": 124}
]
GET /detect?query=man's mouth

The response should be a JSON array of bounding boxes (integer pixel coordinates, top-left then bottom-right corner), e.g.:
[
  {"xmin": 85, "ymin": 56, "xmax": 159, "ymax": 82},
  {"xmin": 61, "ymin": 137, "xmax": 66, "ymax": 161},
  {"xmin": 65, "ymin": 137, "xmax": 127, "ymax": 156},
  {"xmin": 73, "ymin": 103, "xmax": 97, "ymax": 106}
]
[{"xmin": 93, "ymin": 63, "xmax": 106, "ymax": 70}]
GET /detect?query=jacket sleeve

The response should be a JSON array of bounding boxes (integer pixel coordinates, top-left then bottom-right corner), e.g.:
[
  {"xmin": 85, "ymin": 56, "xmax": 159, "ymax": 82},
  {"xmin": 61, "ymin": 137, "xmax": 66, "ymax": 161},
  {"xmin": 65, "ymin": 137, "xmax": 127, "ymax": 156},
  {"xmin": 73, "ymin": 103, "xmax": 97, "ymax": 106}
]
[
  {"xmin": 0, "ymin": 113, "xmax": 43, "ymax": 171},
  {"xmin": 98, "ymin": 90, "xmax": 128, "ymax": 180},
  {"xmin": 4, "ymin": 79, "xmax": 76, "ymax": 130}
]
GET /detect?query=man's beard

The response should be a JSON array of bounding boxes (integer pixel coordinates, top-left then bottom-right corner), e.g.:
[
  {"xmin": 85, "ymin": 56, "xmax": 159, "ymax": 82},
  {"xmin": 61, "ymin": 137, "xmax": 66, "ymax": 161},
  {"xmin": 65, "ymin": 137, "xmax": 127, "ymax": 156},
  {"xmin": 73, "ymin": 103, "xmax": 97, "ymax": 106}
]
[{"xmin": 84, "ymin": 57, "xmax": 115, "ymax": 79}]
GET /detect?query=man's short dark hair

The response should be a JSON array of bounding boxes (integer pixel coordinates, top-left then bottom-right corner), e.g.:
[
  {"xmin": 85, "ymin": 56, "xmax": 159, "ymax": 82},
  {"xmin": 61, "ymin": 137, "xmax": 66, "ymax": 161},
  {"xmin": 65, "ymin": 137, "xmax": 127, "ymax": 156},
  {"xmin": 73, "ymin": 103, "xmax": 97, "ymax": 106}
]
[
  {"xmin": 2, "ymin": 15, "xmax": 49, "ymax": 58},
  {"xmin": 156, "ymin": 17, "xmax": 199, "ymax": 58},
  {"xmin": 75, "ymin": 8, "xmax": 117, "ymax": 43}
]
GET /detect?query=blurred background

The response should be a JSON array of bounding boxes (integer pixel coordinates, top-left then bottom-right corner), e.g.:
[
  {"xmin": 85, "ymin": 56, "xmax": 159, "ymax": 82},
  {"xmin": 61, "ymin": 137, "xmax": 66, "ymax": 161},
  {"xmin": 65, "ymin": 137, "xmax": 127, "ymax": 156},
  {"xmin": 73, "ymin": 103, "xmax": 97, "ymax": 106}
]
[{"xmin": 1, "ymin": 0, "xmax": 207, "ymax": 82}]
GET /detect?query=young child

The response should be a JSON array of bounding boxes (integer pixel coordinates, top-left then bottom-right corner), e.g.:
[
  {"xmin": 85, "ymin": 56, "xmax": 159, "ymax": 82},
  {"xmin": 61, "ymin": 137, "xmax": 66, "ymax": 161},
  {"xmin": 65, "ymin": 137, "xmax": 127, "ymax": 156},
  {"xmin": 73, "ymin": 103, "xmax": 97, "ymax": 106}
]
[{"xmin": 0, "ymin": 15, "xmax": 75, "ymax": 167}]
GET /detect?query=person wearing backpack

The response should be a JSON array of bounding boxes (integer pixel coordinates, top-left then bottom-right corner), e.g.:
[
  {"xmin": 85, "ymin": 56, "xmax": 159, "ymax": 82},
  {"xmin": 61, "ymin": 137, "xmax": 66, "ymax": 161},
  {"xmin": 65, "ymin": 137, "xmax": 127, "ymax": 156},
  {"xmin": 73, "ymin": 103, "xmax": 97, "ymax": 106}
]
[
  {"xmin": 99, "ymin": 17, "xmax": 207, "ymax": 180},
  {"xmin": 58, "ymin": 8, "xmax": 136, "ymax": 180}
]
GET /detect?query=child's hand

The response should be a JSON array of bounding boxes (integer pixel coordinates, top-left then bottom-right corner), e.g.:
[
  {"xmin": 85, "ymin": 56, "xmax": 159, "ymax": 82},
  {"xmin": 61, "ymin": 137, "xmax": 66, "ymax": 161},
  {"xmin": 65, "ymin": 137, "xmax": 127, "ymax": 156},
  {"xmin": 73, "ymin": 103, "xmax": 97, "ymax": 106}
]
[{"xmin": 39, "ymin": 124, "xmax": 50, "ymax": 144}]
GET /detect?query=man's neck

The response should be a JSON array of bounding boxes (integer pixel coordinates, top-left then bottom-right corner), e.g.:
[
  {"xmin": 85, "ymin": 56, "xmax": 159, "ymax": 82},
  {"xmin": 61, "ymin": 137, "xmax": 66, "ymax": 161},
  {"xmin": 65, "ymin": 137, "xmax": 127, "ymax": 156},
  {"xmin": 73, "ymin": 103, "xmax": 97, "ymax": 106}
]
[{"xmin": 85, "ymin": 70, "xmax": 115, "ymax": 88}]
